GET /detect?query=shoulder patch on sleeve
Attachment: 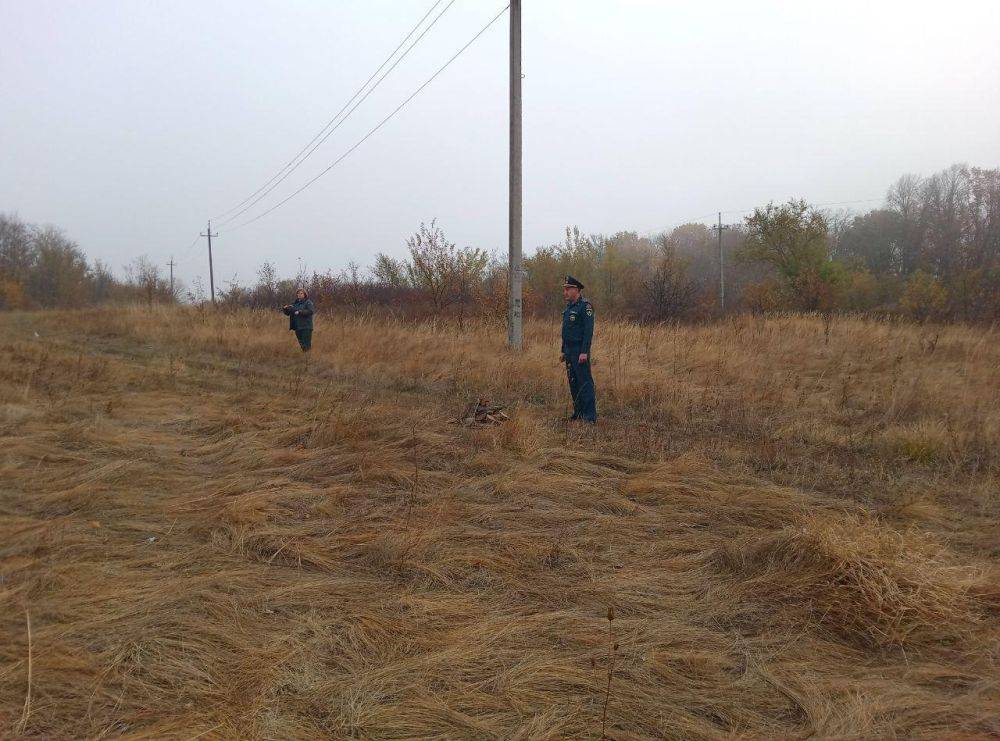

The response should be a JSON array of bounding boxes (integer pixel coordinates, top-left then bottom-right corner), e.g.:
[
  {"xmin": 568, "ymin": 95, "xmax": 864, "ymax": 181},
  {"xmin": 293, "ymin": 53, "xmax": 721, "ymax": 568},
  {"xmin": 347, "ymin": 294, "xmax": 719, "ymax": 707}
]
[{"xmin": 585, "ymin": 302, "xmax": 594, "ymax": 316}]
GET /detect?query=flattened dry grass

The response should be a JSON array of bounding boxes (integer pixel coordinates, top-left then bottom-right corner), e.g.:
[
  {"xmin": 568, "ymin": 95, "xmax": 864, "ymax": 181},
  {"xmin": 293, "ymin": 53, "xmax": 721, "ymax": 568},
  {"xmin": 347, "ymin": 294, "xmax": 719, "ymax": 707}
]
[
  {"xmin": 714, "ymin": 515, "xmax": 995, "ymax": 649},
  {"xmin": 0, "ymin": 306, "xmax": 998, "ymax": 738}
]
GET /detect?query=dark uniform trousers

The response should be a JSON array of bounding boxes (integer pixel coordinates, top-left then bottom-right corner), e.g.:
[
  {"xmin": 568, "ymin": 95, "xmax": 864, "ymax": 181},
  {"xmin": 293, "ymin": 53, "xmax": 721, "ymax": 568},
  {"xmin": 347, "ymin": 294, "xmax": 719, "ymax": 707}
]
[
  {"xmin": 294, "ymin": 329, "xmax": 312, "ymax": 351},
  {"xmin": 565, "ymin": 349, "xmax": 597, "ymax": 422}
]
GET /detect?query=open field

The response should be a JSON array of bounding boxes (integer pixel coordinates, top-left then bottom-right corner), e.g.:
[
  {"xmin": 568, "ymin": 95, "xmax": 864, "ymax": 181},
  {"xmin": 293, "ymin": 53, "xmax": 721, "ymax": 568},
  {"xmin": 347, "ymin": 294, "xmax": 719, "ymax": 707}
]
[{"xmin": 1, "ymin": 306, "xmax": 998, "ymax": 739}]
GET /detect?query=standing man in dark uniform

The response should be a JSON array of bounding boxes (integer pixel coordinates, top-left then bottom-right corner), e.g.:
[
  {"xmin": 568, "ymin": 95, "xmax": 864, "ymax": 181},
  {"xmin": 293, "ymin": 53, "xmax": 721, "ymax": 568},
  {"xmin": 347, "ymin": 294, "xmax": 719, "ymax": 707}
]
[
  {"xmin": 282, "ymin": 288, "xmax": 315, "ymax": 352},
  {"xmin": 561, "ymin": 275, "xmax": 597, "ymax": 423}
]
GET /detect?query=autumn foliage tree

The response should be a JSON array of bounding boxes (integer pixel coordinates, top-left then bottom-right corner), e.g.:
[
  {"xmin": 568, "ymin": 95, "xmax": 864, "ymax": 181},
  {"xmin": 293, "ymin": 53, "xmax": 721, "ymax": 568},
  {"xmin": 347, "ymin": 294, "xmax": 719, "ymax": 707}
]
[
  {"xmin": 5, "ymin": 163, "xmax": 997, "ymax": 323},
  {"xmin": 374, "ymin": 221, "xmax": 490, "ymax": 318},
  {"xmin": 739, "ymin": 200, "xmax": 843, "ymax": 311},
  {"xmin": 0, "ymin": 213, "xmax": 163, "ymax": 309}
]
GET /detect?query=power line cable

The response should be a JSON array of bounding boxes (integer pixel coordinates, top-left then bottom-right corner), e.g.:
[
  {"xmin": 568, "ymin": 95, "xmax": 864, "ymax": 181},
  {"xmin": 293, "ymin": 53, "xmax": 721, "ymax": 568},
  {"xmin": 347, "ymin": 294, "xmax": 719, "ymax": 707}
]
[
  {"xmin": 218, "ymin": 0, "xmax": 458, "ymax": 226},
  {"xmin": 174, "ymin": 233, "xmax": 203, "ymax": 265},
  {"xmin": 813, "ymin": 197, "xmax": 885, "ymax": 208},
  {"xmin": 212, "ymin": 0, "xmax": 445, "ymax": 221},
  {"xmin": 650, "ymin": 197, "xmax": 885, "ymax": 235},
  {"xmin": 232, "ymin": 4, "xmax": 511, "ymax": 231},
  {"xmin": 717, "ymin": 196, "xmax": 883, "ymax": 219}
]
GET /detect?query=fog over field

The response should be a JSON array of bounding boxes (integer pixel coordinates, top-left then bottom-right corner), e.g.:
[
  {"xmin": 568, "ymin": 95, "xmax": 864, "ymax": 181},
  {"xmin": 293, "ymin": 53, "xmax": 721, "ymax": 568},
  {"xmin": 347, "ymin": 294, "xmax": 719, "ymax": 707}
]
[
  {"xmin": 2, "ymin": 4, "xmax": 1000, "ymax": 736},
  {"xmin": 2, "ymin": 0, "xmax": 999, "ymax": 287}
]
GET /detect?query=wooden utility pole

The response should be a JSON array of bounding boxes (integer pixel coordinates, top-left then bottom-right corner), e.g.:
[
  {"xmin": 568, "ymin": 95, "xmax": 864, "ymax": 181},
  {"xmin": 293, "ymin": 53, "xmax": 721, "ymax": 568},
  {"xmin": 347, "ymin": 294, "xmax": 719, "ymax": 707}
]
[
  {"xmin": 167, "ymin": 257, "xmax": 175, "ymax": 297},
  {"xmin": 713, "ymin": 213, "xmax": 731, "ymax": 313},
  {"xmin": 200, "ymin": 220, "xmax": 218, "ymax": 305},
  {"xmin": 507, "ymin": 0, "xmax": 523, "ymax": 350}
]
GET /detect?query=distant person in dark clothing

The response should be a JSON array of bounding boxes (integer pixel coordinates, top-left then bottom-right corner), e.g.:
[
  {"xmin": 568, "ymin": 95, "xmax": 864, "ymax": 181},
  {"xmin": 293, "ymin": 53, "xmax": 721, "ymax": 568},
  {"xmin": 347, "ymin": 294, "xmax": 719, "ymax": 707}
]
[
  {"xmin": 282, "ymin": 288, "xmax": 314, "ymax": 352},
  {"xmin": 561, "ymin": 275, "xmax": 596, "ymax": 423}
]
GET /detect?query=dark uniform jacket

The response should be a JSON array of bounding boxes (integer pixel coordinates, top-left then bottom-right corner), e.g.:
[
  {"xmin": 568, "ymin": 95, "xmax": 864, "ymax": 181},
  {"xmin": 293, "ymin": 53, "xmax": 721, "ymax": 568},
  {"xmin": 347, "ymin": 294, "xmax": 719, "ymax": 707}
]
[
  {"xmin": 283, "ymin": 298, "xmax": 315, "ymax": 331},
  {"xmin": 562, "ymin": 297, "xmax": 594, "ymax": 356}
]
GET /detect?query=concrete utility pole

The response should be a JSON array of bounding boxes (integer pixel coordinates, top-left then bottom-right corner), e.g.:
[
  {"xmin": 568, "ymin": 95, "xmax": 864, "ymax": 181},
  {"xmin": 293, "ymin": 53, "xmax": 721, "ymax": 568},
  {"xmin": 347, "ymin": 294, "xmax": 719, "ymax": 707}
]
[
  {"xmin": 507, "ymin": 0, "xmax": 523, "ymax": 350},
  {"xmin": 200, "ymin": 220, "xmax": 218, "ymax": 305},
  {"xmin": 712, "ymin": 212, "xmax": 731, "ymax": 313},
  {"xmin": 167, "ymin": 257, "xmax": 175, "ymax": 297}
]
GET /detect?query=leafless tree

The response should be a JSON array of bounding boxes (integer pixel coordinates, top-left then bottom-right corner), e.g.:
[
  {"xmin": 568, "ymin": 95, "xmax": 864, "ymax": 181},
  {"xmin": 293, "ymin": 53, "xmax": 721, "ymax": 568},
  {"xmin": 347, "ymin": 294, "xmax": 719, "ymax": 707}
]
[
  {"xmin": 125, "ymin": 255, "xmax": 170, "ymax": 306},
  {"xmin": 405, "ymin": 221, "xmax": 489, "ymax": 316}
]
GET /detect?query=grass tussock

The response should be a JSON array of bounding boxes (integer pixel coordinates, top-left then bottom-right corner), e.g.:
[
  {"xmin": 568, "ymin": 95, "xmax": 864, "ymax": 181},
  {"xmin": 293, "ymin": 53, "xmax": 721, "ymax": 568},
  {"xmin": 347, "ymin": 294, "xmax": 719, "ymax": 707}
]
[
  {"xmin": 714, "ymin": 515, "xmax": 995, "ymax": 649},
  {"xmin": 0, "ymin": 306, "xmax": 998, "ymax": 739}
]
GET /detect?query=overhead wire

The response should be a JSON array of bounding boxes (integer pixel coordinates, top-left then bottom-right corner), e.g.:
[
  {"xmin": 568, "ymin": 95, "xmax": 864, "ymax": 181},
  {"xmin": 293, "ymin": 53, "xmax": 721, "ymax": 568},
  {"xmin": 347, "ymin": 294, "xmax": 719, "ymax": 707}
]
[
  {"xmin": 812, "ymin": 197, "xmax": 885, "ymax": 208},
  {"xmin": 650, "ymin": 196, "xmax": 885, "ymax": 236},
  {"xmin": 209, "ymin": 0, "xmax": 885, "ymax": 246},
  {"xmin": 217, "ymin": 0, "xmax": 459, "ymax": 226},
  {"xmin": 231, "ymin": 3, "xmax": 511, "ymax": 231},
  {"xmin": 174, "ymin": 233, "xmax": 203, "ymax": 265},
  {"xmin": 212, "ymin": 0, "xmax": 446, "ymax": 221},
  {"xmin": 716, "ymin": 196, "xmax": 884, "ymax": 219}
]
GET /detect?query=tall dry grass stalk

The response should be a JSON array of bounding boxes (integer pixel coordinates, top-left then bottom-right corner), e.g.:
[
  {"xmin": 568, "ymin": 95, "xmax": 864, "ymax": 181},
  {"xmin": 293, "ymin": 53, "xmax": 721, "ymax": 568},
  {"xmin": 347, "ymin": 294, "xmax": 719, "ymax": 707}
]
[
  {"xmin": 0, "ymin": 306, "xmax": 997, "ymax": 738},
  {"xmin": 14, "ymin": 606, "xmax": 31, "ymax": 735},
  {"xmin": 600, "ymin": 605, "xmax": 618, "ymax": 740}
]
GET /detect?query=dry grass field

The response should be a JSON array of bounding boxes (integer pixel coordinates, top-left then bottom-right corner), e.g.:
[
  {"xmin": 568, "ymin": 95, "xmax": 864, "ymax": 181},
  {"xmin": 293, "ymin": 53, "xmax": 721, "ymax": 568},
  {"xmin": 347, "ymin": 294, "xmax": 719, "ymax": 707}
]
[{"xmin": 1, "ymin": 306, "xmax": 998, "ymax": 739}]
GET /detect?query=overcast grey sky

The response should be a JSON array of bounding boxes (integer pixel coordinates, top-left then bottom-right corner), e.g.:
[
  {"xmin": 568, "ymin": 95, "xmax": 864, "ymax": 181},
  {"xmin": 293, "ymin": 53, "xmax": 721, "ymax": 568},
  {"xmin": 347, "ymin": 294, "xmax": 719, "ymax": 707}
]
[{"xmin": 2, "ymin": 0, "xmax": 998, "ymax": 290}]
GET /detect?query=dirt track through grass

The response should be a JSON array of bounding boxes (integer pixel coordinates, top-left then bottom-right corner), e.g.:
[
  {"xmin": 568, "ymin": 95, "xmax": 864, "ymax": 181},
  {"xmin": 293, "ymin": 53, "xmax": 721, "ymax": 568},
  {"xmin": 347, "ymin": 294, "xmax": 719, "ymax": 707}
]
[{"xmin": 1, "ymin": 308, "xmax": 998, "ymax": 738}]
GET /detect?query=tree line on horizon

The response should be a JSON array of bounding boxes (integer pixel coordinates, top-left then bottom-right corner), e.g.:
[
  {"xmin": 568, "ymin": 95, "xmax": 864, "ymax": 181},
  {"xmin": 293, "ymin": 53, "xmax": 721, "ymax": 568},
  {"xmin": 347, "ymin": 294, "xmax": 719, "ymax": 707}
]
[
  {"xmin": 0, "ymin": 216, "xmax": 174, "ymax": 310},
  {"xmin": 2, "ymin": 163, "xmax": 997, "ymax": 323}
]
